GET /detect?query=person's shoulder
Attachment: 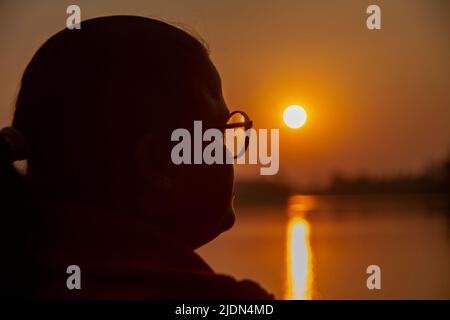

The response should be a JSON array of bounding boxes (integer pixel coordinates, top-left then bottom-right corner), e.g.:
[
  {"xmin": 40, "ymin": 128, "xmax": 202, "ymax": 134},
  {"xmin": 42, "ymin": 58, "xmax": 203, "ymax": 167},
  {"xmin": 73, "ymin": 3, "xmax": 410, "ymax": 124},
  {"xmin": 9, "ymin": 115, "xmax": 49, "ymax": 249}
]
[
  {"xmin": 125, "ymin": 269, "xmax": 275, "ymax": 299},
  {"xmin": 183, "ymin": 272, "xmax": 275, "ymax": 300},
  {"xmin": 225, "ymin": 277, "xmax": 275, "ymax": 300}
]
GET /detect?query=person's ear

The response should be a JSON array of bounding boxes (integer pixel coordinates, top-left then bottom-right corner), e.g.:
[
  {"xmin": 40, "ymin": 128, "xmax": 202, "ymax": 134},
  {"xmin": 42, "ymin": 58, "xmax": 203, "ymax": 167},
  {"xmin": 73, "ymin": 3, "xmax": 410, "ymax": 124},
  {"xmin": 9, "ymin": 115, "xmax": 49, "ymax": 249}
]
[{"xmin": 134, "ymin": 134, "xmax": 170, "ymax": 187}]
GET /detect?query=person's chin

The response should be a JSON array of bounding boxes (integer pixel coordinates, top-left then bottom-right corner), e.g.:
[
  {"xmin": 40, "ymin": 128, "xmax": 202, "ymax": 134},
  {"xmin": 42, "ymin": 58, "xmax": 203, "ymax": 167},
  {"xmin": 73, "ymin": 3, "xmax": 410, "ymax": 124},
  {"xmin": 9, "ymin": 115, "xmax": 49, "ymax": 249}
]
[
  {"xmin": 197, "ymin": 208, "xmax": 235, "ymax": 248},
  {"xmin": 220, "ymin": 207, "xmax": 235, "ymax": 232}
]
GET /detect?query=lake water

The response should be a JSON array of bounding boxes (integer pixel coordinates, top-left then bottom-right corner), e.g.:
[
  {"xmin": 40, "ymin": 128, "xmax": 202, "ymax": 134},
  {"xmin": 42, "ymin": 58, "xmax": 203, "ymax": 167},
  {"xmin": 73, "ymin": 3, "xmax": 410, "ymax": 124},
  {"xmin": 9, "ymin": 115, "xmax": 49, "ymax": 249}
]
[{"xmin": 197, "ymin": 194, "xmax": 450, "ymax": 299}]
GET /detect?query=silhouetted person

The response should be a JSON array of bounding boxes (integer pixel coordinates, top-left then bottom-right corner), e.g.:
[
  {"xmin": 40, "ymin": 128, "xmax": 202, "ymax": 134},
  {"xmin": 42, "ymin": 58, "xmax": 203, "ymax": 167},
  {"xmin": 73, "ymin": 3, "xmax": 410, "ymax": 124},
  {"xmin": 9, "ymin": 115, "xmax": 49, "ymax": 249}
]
[{"xmin": 0, "ymin": 16, "xmax": 273, "ymax": 299}]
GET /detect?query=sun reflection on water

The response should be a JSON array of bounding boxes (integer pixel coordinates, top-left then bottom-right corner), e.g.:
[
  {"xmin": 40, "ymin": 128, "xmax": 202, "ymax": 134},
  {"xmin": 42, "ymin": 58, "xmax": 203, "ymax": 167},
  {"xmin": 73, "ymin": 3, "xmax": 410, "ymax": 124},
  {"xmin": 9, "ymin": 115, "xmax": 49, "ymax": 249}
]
[{"xmin": 285, "ymin": 196, "xmax": 314, "ymax": 300}]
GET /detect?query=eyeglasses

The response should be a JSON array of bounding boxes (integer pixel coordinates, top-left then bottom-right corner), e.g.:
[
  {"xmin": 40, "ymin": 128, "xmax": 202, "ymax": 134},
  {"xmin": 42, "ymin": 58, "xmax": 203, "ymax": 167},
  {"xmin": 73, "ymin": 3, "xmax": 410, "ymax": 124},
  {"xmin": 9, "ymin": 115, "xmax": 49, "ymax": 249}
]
[{"xmin": 220, "ymin": 110, "xmax": 253, "ymax": 159}]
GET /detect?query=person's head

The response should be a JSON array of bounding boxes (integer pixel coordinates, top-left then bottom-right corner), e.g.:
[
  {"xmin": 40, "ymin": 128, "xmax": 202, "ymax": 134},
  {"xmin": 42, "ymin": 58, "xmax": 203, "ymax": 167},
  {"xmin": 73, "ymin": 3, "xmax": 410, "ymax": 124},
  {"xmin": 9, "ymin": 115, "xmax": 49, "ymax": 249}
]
[{"xmin": 11, "ymin": 16, "xmax": 235, "ymax": 248}]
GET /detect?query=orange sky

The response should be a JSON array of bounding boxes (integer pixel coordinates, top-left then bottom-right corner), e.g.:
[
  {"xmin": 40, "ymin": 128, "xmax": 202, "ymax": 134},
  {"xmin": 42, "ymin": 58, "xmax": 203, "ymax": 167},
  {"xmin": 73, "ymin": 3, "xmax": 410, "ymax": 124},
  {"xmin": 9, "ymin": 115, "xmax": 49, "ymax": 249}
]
[{"xmin": 1, "ymin": 0, "xmax": 449, "ymax": 186}]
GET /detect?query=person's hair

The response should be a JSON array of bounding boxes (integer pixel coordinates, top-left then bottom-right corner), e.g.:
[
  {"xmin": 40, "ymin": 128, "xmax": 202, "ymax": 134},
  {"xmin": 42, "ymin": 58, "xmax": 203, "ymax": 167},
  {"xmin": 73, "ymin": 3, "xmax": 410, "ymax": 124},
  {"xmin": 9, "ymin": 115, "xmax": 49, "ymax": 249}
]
[
  {"xmin": 0, "ymin": 15, "xmax": 210, "ymax": 298},
  {"xmin": 0, "ymin": 131, "xmax": 32, "ymax": 298},
  {"xmin": 14, "ymin": 15, "xmax": 209, "ymax": 202}
]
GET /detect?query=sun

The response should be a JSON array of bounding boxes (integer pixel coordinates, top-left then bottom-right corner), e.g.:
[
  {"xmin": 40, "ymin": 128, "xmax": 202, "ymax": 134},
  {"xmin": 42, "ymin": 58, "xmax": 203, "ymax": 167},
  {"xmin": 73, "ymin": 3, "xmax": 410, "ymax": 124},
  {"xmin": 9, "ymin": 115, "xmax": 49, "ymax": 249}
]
[{"xmin": 283, "ymin": 105, "xmax": 307, "ymax": 129}]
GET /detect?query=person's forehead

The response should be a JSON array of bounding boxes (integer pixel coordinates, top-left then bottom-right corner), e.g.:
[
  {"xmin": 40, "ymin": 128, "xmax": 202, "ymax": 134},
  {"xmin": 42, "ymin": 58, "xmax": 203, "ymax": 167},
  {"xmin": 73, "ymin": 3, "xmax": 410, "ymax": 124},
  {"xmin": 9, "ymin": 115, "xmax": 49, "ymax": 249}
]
[{"xmin": 199, "ymin": 59, "xmax": 229, "ymax": 122}]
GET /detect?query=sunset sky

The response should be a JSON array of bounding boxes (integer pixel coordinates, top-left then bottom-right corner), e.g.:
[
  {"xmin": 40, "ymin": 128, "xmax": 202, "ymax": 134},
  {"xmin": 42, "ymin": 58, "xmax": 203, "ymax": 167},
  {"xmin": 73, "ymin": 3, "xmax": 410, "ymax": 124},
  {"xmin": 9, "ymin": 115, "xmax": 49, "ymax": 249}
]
[{"xmin": 1, "ymin": 0, "xmax": 449, "ymax": 187}]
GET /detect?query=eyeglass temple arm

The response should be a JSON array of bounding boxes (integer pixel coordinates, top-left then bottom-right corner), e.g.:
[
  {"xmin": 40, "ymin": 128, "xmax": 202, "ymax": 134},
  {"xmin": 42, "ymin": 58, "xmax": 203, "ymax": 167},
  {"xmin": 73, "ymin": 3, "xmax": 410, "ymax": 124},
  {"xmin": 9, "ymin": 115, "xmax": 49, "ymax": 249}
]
[{"xmin": 222, "ymin": 120, "xmax": 253, "ymax": 130}]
